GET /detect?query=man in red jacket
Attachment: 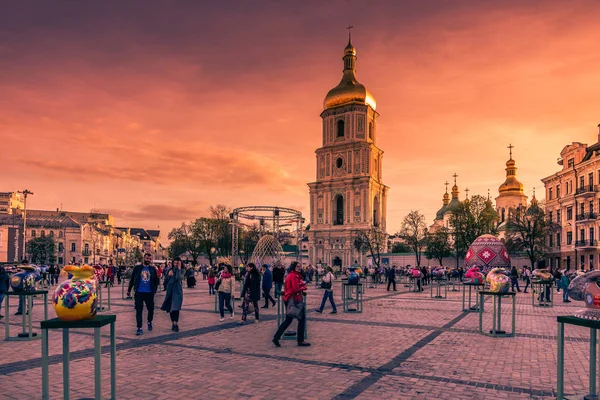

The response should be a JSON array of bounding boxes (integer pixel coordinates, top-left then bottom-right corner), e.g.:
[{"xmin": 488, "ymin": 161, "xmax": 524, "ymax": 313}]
[{"xmin": 272, "ymin": 261, "xmax": 310, "ymax": 347}]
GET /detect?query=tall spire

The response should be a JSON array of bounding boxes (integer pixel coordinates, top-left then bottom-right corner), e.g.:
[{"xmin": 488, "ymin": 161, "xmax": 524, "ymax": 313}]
[
  {"xmin": 451, "ymin": 173, "xmax": 459, "ymax": 199},
  {"xmin": 498, "ymin": 144, "xmax": 524, "ymax": 195},
  {"xmin": 323, "ymin": 28, "xmax": 376, "ymax": 110},
  {"xmin": 442, "ymin": 181, "xmax": 450, "ymax": 205}
]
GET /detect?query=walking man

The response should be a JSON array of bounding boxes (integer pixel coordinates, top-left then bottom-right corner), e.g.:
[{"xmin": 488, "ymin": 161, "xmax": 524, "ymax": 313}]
[
  {"xmin": 510, "ymin": 266, "xmax": 521, "ymax": 292},
  {"xmin": 127, "ymin": 253, "xmax": 159, "ymax": 335},
  {"xmin": 261, "ymin": 264, "xmax": 276, "ymax": 308},
  {"xmin": 272, "ymin": 262, "xmax": 285, "ymax": 298},
  {"xmin": 386, "ymin": 265, "xmax": 397, "ymax": 291}
]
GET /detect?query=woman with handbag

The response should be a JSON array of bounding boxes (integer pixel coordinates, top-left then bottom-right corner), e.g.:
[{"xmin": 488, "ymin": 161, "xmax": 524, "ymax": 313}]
[
  {"xmin": 240, "ymin": 263, "xmax": 261, "ymax": 324},
  {"xmin": 315, "ymin": 266, "xmax": 337, "ymax": 314},
  {"xmin": 273, "ymin": 261, "xmax": 311, "ymax": 347}
]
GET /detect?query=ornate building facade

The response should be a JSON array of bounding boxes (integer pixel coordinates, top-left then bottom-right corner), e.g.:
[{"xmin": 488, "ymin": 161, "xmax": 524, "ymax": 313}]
[
  {"xmin": 542, "ymin": 126, "xmax": 600, "ymax": 271},
  {"xmin": 307, "ymin": 36, "xmax": 389, "ymax": 268}
]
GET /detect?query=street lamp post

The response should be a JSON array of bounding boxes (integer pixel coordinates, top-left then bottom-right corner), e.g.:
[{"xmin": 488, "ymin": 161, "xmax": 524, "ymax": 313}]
[{"xmin": 18, "ymin": 189, "xmax": 33, "ymax": 262}]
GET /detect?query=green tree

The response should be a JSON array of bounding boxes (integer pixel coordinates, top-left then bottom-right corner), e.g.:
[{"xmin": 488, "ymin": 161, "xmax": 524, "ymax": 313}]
[
  {"xmin": 398, "ymin": 210, "xmax": 428, "ymax": 266},
  {"xmin": 168, "ymin": 222, "xmax": 205, "ymax": 266},
  {"xmin": 505, "ymin": 201, "xmax": 557, "ymax": 270},
  {"xmin": 449, "ymin": 195, "xmax": 498, "ymax": 258},
  {"xmin": 167, "ymin": 238, "xmax": 188, "ymax": 259},
  {"xmin": 391, "ymin": 242, "xmax": 411, "ymax": 253},
  {"xmin": 209, "ymin": 204, "xmax": 232, "ymax": 256},
  {"xmin": 27, "ymin": 236, "xmax": 57, "ymax": 265},
  {"xmin": 239, "ymin": 224, "xmax": 260, "ymax": 264},
  {"xmin": 425, "ymin": 227, "xmax": 453, "ymax": 266},
  {"xmin": 353, "ymin": 226, "xmax": 387, "ymax": 269}
]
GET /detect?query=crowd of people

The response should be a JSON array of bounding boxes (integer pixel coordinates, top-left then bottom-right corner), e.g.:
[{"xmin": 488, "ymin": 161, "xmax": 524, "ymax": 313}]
[{"xmin": 0, "ymin": 255, "xmax": 588, "ymax": 343}]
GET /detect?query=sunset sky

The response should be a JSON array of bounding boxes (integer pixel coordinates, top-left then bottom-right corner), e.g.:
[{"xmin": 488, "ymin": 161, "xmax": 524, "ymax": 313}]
[{"xmin": 2, "ymin": 1, "xmax": 600, "ymax": 239}]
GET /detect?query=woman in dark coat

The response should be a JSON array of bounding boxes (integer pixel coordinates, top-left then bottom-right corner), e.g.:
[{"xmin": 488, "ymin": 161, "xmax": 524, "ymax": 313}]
[
  {"xmin": 184, "ymin": 265, "xmax": 196, "ymax": 288},
  {"xmin": 161, "ymin": 257, "xmax": 184, "ymax": 332},
  {"xmin": 240, "ymin": 263, "xmax": 261, "ymax": 324}
]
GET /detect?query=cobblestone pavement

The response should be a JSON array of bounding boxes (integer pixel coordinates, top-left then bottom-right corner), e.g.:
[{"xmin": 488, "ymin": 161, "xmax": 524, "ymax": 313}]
[{"xmin": 0, "ymin": 278, "xmax": 594, "ymax": 399}]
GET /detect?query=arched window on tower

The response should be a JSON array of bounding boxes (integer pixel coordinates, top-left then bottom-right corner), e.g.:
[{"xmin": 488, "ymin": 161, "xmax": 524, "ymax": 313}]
[
  {"xmin": 373, "ymin": 196, "xmax": 380, "ymax": 227},
  {"xmin": 369, "ymin": 122, "xmax": 373, "ymax": 140},
  {"xmin": 31, "ymin": 230, "xmax": 36, "ymax": 238},
  {"xmin": 334, "ymin": 195, "xmax": 344, "ymax": 225},
  {"xmin": 337, "ymin": 120, "xmax": 345, "ymax": 138},
  {"xmin": 501, "ymin": 208, "xmax": 506, "ymax": 223}
]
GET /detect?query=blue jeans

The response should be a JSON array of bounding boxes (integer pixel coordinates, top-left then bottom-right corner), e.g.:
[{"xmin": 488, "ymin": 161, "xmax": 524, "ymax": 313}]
[
  {"xmin": 563, "ymin": 288, "xmax": 569, "ymax": 302},
  {"xmin": 319, "ymin": 290, "xmax": 337, "ymax": 312},
  {"xmin": 0, "ymin": 293, "xmax": 4, "ymax": 315},
  {"xmin": 274, "ymin": 282, "xmax": 283, "ymax": 297},
  {"xmin": 17, "ymin": 295, "xmax": 33, "ymax": 314}
]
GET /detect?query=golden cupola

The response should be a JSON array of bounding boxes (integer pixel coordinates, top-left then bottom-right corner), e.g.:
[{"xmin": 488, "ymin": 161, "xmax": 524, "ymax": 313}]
[
  {"xmin": 498, "ymin": 146, "xmax": 525, "ymax": 197},
  {"xmin": 323, "ymin": 36, "xmax": 376, "ymax": 110}
]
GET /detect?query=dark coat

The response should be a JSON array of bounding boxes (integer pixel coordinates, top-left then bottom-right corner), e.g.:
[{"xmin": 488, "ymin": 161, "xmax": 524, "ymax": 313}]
[
  {"xmin": 127, "ymin": 264, "xmax": 159, "ymax": 295},
  {"xmin": 0, "ymin": 268, "xmax": 9, "ymax": 293},
  {"xmin": 242, "ymin": 272, "xmax": 261, "ymax": 302},
  {"xmin": 262, "ymin": 267, "xmax": 273, "ymax": 290},
  {"xmin": 161, "ymin": 267, "xmax": 184, "ymax": 313},
  {"xmin": 272, "ymin": 267, "xmax": 285, "ymax": 283}
]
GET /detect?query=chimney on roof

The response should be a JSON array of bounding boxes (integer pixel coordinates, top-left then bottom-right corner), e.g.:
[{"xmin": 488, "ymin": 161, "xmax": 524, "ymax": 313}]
[{"xmin": 56, "ymin": 208, "xmax": 59, "ymax": 212}]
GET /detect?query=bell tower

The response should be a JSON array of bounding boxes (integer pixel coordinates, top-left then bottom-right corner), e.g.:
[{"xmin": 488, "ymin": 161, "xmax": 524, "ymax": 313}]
[{"xmin": 307, "ymin": 34, "xmax": 389, "ymax": 269}]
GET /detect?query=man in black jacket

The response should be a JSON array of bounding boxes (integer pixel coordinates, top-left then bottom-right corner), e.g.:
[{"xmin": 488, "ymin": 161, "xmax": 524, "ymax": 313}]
[
  {"xmin": 272, "ymin": 263, "xmax": 285, "ymax": 297},
  {"xmin": 127, "ymin": 253, "xmax": 159, "ymax": 335},
  {"xmin": 386, "ymin": 266, "xmax": 397, "ymax": 291}
]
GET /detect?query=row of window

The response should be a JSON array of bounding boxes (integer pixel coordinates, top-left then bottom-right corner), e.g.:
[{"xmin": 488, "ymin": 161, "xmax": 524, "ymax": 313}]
[
  {"xmin": 548, "ymin": 254, "xmax": 594, "ymax": 270},
  {"xmin": 548, "ymin": 199, "xmax": 600, "ymax": 223},
  {"xmin": 31, "ymin": 230, "xmax": 63, "ymax": 238},
  {"xmin": 548, "ymin": 170, "xmax": 600, "ymax": 200},
  {"xmin": 334, "ymin": 120, "xmax": 374, "ymax": 140},
  {"xmin": 550, "ymin": 227, "xmax": 596, "ymax": 246}
]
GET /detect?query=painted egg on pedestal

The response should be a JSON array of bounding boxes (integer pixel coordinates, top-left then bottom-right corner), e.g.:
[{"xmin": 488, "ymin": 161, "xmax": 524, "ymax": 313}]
[
  {"xmin": 53, "ymin": 265, "xmax": 98, "ymax": 321},
  {"xmin": 464, "ymin": 267, "xmax": 485, "ymax": 284},
  {"xmin": 465, "ymin": 234, "xmax": 511, "ymax": 272},
  {"xmin": 9, "ymin": 264, "xmax": 40, "ymax": 292},
  {"xmin": 486, "ymin": 268, "xmax": 511, "ymax": 293}
]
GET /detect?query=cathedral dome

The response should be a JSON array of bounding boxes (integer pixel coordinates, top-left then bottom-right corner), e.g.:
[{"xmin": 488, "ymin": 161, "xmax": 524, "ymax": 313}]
[
  {"xmin": 323, "ymin": 38, "xmax": 376, "ymax": 110},
  {"xmin": 498, "ymin": 159, "xmax": 524, "ymax": 196}
]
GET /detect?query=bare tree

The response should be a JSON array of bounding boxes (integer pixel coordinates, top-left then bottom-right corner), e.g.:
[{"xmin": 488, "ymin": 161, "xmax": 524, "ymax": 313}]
[
  {"xmin": 397, "ymin": 210, "xmax": 428, "ymax": 267},
  {"xmin": 506, "ymin": 201, "xmax": 558, "ymax": 270},
  {"xmin": 353, "ymin": 226, "xmax": 387, "ymax": 269}
]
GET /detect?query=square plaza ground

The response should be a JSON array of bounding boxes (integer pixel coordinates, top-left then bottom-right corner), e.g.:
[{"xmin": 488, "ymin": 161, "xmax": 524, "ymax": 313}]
[{"xmin": 0, "ymin": 277, "xmax": 594, "ymax": 399}]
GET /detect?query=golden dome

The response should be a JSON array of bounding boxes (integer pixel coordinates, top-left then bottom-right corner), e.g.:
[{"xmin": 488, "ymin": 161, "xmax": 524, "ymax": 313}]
[
  {"xmin": 443, "ymin": 192, "xmax": 450, "ymax": 205},
  {"xmin": 323, "ymin": 37, "xmax": 376, "ymax": 110},
  {"xmin": 498, "ymin": 158, "xmax": 525, "ymax": 195}
]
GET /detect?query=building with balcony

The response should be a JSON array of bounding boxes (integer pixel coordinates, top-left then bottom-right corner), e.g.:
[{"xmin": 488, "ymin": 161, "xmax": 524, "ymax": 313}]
[
  {"xmin": 0, "ymin": 192, "xmax": 24, "ymax": 214},
  {"xmin": 542, "ymin": 125, "xmax": 600, "ymax": 271}
]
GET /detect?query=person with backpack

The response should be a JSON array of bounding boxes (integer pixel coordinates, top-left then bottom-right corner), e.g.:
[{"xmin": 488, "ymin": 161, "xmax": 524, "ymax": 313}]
[
  {"xmin": 315, "ymin": 266, "xmax": 337, "ymax": 314},
  {"xmin": 217, "ymin": 265, "xmax": 235, "ymax": 322},
  {"xmin": 558, "ymin": 271, "xmax": 571, "ymax": 302},
  {"xmin": 207, "ymin": 269, "xmax": 216, "ymax": 295}
]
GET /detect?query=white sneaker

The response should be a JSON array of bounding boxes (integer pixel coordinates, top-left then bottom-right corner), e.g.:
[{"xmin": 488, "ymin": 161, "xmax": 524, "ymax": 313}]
[
  {"xmin": 219, "ymin": 318, "xmax": 224, "ymax": 322},
  {"xmin": 230, "ymin": 312, "xmax": 234, "ymax": 319}
]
